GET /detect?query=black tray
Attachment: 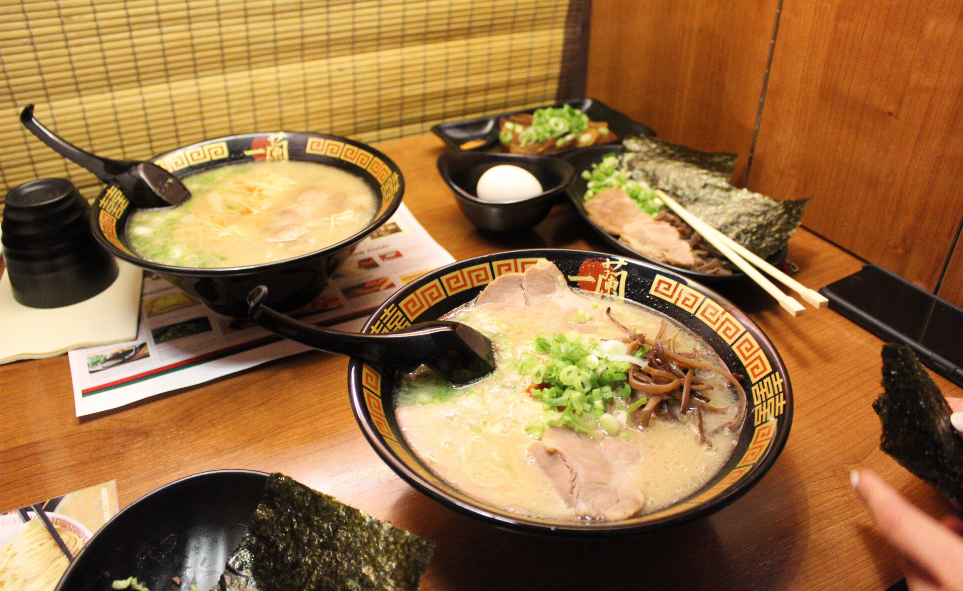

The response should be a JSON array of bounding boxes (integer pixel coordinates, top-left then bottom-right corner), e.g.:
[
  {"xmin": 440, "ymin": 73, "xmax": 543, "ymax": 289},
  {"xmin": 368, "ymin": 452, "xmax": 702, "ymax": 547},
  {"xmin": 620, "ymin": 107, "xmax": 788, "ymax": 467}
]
[
  {"xmin": 562, "ymin": 144, "xmax": 786, "ymax": 284},
  {"xmin": 431, "ymin": 98, "xmax": 655, "ymax": 153}
]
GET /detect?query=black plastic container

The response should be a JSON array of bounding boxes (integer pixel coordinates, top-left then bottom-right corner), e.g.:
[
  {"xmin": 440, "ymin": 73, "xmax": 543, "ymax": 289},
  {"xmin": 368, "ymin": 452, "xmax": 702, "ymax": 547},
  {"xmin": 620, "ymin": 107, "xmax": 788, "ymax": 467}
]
[
  {"xmin": 437, "ymin": 151, "xmax": 574, "ymax": 233},
  {"xmin": 2, "ymin": 178, "xmax": 118, "ymax": 308}
]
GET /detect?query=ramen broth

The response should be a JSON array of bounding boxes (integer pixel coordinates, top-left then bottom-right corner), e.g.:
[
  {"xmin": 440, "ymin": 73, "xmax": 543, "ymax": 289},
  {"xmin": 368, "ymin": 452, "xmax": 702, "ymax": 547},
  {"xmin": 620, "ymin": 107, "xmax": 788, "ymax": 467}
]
[
  {"xmin": 128, "ymin": 161, "xmax": 378, "ymax": 268},
  {"xmin": 395, "ymin": 261, "xmax": 742, "ymax": 521}
]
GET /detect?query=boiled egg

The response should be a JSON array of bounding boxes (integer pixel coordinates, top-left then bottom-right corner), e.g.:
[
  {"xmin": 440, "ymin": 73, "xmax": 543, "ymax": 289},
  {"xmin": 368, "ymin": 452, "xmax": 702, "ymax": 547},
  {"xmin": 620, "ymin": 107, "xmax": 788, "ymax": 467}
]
[{"xmin": 475, "ymin": 165, "xmax": 543, "ymax": 202}]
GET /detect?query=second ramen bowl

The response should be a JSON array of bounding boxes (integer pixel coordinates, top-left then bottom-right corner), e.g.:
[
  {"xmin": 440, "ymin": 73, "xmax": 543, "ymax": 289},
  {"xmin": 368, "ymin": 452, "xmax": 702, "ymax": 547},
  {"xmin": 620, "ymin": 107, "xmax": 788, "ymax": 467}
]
[
  {"xmin": 89, "ymin": 132, "xmax": 404, "ymax": 317},
  {"xmin": 347, "ymin": 248, "xmax": 792, "ymax": 537}
]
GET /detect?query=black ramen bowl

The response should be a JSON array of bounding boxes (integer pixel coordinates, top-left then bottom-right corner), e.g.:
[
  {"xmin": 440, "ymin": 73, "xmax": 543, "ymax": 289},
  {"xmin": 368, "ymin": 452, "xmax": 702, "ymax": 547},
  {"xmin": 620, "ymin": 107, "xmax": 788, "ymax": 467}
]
[
  {"xmin": 347, "ymin": 249, "xmax": 792, "ymax": 537},
  {"xmin": 437, "ymin": 151, "xmax": 574, "ymax": 233},
  {"xmin": 562, "ymin": 145, "xmax": 787, "ymax": 284},
  {"xmin": 55, "ymin": 470, "xmax": 267, "ymax": 591},
  {"xmin": 89, "ymin": 132, "xmax": 404, "ymax": 317}
]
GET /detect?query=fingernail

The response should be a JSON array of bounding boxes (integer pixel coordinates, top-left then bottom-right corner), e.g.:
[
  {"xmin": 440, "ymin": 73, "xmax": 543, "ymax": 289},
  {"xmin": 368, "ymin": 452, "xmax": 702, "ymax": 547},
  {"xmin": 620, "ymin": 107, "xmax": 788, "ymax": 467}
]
[
  {"xmin": 951, "ymin": 412, "xmax": 963, "ymax": 433},
  {"xmin": 850, "ymin": 469, "xmax": 860, "ymax": 490}
]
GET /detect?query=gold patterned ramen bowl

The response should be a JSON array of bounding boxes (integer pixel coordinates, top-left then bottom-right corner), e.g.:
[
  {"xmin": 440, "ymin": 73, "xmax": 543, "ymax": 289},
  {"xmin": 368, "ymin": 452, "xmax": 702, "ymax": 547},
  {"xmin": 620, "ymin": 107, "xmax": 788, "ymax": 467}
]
[
  {"xmin": 347, "ymin": 249, "xmax": 792, "ymax": 536},
  {"xmin": 90, "ymin": 132, "xmax": 404, "ymax": 317}
]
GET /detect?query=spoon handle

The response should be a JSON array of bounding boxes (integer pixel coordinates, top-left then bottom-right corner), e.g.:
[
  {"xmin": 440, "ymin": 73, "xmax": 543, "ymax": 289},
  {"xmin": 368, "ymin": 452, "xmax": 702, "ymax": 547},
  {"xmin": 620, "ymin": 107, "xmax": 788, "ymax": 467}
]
[
  {"xmin": 20, "ymin": 104, "xmax": 131, "ymax": 181},
  {"xmin": 247, "ymin": 286, "xmax": 495, "ymax": 384}
]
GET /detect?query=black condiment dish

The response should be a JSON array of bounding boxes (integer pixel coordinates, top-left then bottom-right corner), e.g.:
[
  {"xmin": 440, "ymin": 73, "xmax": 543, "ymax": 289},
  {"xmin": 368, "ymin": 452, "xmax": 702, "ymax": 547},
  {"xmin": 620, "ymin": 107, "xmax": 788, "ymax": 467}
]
[
  {"xmin": 87, "ymin": 131, "xmax": 405, "ymax": 318},
  {"xmin": 437, "ymin": 151, "xmax": 574, "ymax": 233},
  {"xmin": 430, "ymin": 97, "xmax": 655, "ymax": 152}
]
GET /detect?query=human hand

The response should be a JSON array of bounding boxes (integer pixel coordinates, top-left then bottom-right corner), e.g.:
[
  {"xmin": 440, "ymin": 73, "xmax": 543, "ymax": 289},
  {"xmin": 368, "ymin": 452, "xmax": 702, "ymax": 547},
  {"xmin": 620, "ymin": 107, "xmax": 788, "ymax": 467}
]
[
  {"xmin": 852, "ymin": 469, "xmax": 963, "ymax": 591},
  {"xmin": 949, "ymin": 397, "xmax": 963, "ymax": 433}
]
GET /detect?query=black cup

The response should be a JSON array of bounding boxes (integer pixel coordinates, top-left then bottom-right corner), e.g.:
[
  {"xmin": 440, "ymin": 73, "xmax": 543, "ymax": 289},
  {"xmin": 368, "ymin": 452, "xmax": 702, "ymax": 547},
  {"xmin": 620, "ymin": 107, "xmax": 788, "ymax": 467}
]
[{"xmin": 2, "ymin": 178, "xmax": 119, "ymax": 308}]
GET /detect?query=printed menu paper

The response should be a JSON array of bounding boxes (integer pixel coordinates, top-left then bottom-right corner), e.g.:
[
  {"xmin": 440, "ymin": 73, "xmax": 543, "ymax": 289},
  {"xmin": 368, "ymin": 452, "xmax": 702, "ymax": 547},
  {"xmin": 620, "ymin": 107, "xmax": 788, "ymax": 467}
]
[
  {"xmin": 67, "ymin": 204, "xmax": 454, "ymax": 416},
  {"xmin": 0, "ymin": 481, "xmax": 119, "ymax": 590}
]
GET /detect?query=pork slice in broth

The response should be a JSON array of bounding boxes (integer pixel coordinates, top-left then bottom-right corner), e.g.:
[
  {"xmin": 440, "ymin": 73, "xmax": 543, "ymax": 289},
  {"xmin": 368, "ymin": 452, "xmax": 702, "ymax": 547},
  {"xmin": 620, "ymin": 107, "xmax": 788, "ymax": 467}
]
[
  {"xmin": 475, "ymin": 273, "xmax": 526, "ymax": 307},
  {"xmin": 521, "ymin": 259, "xmax": 598, "ymax": 315},
  {"xmin": 520, "ymin": 259, "xmax": 567, "ymax": 299},
  {"xmin": 473, "ymin": 259, "xmax": 629, "ymax": 339},
  {"xmin": 530, "ymin": 427, "xmax": 645, "ymax": 521},
  {"xmin": 266, "ymin": 187, "xmax": 347, "ymax": 243}
]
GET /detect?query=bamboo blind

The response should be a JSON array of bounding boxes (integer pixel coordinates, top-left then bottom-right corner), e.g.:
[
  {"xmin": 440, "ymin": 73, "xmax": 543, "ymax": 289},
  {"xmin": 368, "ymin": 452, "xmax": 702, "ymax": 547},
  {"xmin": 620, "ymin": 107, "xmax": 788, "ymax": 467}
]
[{"xmin": 0, "ymin": 0, "xmax": 588, "ymax": 212}]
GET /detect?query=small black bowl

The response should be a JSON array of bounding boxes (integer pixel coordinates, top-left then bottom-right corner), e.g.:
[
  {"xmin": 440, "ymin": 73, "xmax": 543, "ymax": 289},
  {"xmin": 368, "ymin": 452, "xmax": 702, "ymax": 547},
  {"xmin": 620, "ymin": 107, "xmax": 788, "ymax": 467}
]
[
  {"xmin": 437, "ymin": 151, "xmax": 574, "ymax": 233},
  {"xmin": 55, "ymin": 470, "xmax": 267, "ymax": 591},
  {"xmin": 89, "ymin": 132, "xmax": 404, "ymax": 317}
]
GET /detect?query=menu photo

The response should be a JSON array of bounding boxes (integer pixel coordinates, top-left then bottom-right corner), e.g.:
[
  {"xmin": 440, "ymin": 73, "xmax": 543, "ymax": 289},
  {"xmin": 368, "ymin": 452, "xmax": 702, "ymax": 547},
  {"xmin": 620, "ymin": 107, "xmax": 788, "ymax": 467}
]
[{"xmin": 0, "ymin": 481, "xmax": 119, "ymax": 590}]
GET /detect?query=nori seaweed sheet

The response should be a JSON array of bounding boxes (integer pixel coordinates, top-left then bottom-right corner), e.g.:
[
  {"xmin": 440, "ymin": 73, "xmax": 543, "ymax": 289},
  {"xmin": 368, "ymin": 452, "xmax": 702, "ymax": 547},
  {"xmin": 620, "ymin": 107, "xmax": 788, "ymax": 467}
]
[
  {"xmin": 235, "ymin": 473, "xmax": 435, "ymax": 591},
  {"xmin": 873, "ymin": 344, "xmax": 963, "ymax": 506},
  {"xmin": 217, "ymin": 547, "xmax": 258, "ymax": 591},
  {"xmin": 621, "ymin": 136, "xmax": 809, "ymax": 258}
]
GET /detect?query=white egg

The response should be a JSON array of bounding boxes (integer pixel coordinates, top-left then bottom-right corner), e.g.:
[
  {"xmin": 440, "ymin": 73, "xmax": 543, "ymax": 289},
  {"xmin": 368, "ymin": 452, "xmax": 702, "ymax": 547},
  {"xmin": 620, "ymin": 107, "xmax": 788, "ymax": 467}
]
[{"xmin": 475, "ymin": 165, "xmax": 543, "ymax": 202}]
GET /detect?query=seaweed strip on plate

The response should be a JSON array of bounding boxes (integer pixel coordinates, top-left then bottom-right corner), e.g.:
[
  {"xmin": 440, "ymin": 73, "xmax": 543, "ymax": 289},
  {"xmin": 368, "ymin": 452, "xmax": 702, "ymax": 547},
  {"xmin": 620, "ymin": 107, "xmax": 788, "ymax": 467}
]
[
  {"xmin": 621, "ymin": 136, "xmax": 809, "ymax": 258},
  {"xmin": 873, "ymin": 344, "xmax": 963, "ymax": 507},
  {"xmin": 226, "ymin": 473, "xmax": 435, "ymax": 591}
]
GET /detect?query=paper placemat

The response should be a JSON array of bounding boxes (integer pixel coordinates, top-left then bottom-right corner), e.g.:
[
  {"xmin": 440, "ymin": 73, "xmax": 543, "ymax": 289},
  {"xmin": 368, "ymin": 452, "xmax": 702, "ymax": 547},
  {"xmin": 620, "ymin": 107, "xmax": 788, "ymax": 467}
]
[
  {"xmin": 67, "ymin": 204, "xmax": 455, "ymax": 416},
  {"xmin": 0, "ymin": 261, "xmax": 143, "ymax": 364}
]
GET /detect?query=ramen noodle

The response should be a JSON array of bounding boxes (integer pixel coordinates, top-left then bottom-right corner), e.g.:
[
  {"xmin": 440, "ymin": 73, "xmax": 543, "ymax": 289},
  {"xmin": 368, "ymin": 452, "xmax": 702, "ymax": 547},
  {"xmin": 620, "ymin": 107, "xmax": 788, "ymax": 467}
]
[{"xmin": 0, "ymin": 518, "xmax": 86, "ymax": 591}]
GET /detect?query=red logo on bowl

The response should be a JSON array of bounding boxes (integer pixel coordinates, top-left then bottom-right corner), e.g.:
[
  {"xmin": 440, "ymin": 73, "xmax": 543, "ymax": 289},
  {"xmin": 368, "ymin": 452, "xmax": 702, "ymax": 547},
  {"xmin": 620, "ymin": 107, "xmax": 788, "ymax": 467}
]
[
  {"xmin": 245, "ymin": 134, "xmax": 288, "ymax": 161},
  {"xmin": 571, "ymin": 258, "xmax": 627, "ymax": 298}
]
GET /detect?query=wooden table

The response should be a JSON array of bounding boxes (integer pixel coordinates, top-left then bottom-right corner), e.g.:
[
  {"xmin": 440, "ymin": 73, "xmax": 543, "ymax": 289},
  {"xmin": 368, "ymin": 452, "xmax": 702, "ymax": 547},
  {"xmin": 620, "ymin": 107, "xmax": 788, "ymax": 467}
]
[{"xmin": 1, "ymin": 132, "xmax": 956, "ymax": 591}]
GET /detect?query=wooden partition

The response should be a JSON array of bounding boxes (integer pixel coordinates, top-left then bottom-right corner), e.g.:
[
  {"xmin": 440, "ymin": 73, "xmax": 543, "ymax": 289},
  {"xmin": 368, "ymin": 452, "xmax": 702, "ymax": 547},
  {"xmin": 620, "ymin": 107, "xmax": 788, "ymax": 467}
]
[{"xmin": 587, "ymin": 0, "xmax": 963, "ymax": 306}]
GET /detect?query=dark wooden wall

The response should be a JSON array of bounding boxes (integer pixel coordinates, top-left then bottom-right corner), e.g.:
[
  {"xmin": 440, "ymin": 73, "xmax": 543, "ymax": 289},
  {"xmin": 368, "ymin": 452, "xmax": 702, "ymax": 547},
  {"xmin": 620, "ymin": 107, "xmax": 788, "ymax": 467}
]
[{"xmin": 586, "ymin": 0, "xmax": 963, "ymax": 306}]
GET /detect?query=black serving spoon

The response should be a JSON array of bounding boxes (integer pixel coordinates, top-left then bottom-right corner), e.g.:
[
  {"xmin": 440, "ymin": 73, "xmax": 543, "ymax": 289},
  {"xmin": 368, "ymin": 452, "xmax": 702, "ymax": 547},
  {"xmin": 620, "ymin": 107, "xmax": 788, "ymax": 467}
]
[
  {"xmin": 20, "ymin": 104, "xmax": 190, "ymax": 208},
  {"xmin": 248, "ymin": 286, "xmax": 496, "ymax": 385}
]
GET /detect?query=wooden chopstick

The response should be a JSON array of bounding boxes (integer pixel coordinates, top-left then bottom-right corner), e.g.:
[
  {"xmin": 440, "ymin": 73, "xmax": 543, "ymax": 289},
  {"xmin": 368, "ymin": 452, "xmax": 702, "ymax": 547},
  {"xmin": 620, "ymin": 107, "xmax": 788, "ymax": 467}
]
[
  {"xmin": 656, "ymin": 189, "xmax": 820, "ymax": 316},
  {"xmin": 658, "ymin": 190, "xmax": 828, "ymax": 309}
]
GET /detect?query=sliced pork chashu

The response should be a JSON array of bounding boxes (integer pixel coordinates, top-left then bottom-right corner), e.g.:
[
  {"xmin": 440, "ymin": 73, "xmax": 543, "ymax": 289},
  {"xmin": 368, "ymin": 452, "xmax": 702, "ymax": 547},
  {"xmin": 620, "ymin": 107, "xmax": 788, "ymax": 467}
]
[
  {"xmin": 475, "ymin": 273, "xmax": 526, "ymax": 307},
  {"xmin": 583, "ymin": 187, "xmax": 695, "ymax": 268},
  {"xmin": 583, "ymin": 187, "xmax": 645, "ymax": 234},
  {"xmin": 620, "ymin": 215, "xmax": 696, "ymax": 268},
  {"xmin": 475, "ymin": 259, "xmax": 591, "ymax": 311},
  {"xmin": 529, "ymin": 427, "xmax": 645, "ymax": 520}
]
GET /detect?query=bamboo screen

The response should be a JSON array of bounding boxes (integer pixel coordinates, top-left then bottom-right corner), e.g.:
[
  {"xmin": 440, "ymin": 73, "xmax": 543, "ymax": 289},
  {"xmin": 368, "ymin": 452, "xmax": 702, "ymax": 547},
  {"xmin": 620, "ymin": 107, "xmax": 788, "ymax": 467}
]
[{"xmin": 0, "ymin": 0, "xmax": 589, "ymax": 213}]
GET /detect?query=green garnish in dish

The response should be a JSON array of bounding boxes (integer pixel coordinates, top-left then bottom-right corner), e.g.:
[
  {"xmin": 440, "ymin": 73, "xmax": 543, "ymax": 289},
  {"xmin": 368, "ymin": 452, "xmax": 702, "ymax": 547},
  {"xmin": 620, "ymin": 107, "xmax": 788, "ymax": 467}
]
[
  {"xmin": 519, "ymin": 331, "xmax": 649, "ymax": 438},
  {"xmin": 112, "ymin": 577, "xmax": 199, "ymax": 591},
  {"xmin": 111, "ymin": 578, "xmax": 150, "ymax": 591},
  {"xmin": 514, "ymin": 104, "xmax": 590, "ymax": 148},
  {"xmin": 582, "ymin": 153, "xmax": 664, "ymax": 215}
]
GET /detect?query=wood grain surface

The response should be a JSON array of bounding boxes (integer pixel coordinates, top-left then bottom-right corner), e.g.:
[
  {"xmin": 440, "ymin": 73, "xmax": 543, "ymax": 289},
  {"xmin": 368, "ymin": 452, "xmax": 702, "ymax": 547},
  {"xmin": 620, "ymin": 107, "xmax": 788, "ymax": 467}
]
[
  {"xmin": 585, "ymin": 0, "xmax": 780, "ymax": 187},
  {"xmin": 586, "ymin": 0, "xmax": 963, "ymax": 308},
  {"xmin": 1, "ymin": 133, "xmax": 957, "ymax": 591},
  {"xmin": 751, "ymin": 0, "xmax": 963, "ymax": 295}
]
